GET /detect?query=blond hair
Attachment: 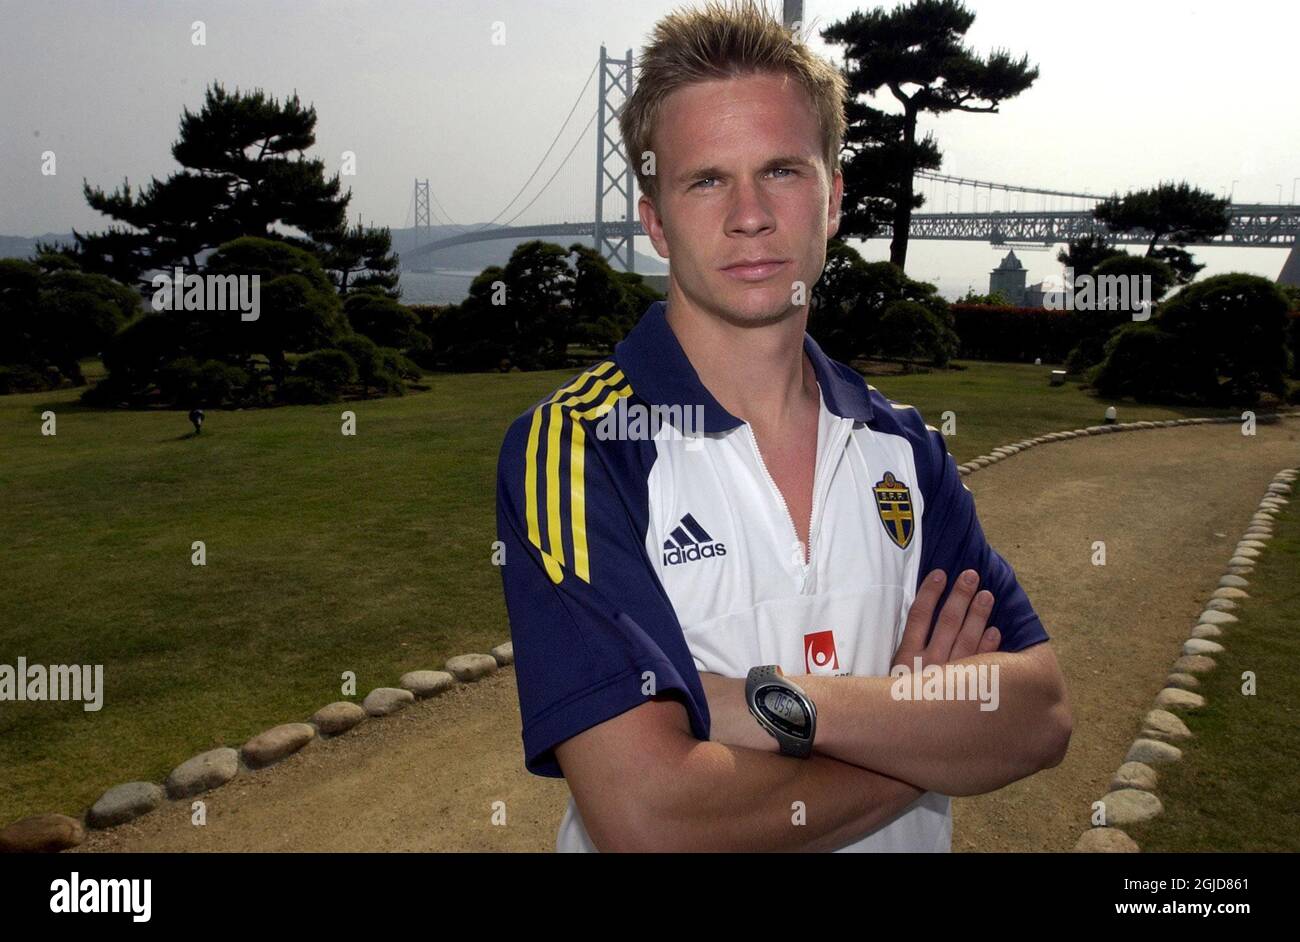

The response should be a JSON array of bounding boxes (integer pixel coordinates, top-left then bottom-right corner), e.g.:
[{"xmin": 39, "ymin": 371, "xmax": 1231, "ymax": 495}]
[{"xmin": 619, "ymin": 0, "xmax": 848, "ymax": 205}]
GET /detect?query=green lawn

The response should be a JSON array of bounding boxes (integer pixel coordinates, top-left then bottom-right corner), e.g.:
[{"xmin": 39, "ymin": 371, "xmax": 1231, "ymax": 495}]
[
  {"xmin": 1125, "ymin": 497, "xmax": 1300, "ymax": 851},
  {"xmin": 0, "ymin": 359, "xmax": 1236, "ymax": 826},
  {"xmin": 869, "ymin": 360, "xmax": 1227, "ymax": 462}
]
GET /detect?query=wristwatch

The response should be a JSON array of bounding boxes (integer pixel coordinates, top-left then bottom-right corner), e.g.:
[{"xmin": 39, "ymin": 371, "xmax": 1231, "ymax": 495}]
[{"xmin": 745, "ymin": 665, "xmax": 817, "ymax": 758}]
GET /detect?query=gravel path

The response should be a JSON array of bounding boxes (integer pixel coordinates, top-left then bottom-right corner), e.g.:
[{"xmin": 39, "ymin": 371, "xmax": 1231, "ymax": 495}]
[{"xmin": 73, "ymin": 418, "xmax": 1300, "ymax": 852}]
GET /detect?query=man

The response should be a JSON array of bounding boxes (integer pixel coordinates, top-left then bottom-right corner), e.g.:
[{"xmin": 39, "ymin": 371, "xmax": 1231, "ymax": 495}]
[{"xmin": 496, "ymin": 0, "xmax": 1071, "ymax": 852}]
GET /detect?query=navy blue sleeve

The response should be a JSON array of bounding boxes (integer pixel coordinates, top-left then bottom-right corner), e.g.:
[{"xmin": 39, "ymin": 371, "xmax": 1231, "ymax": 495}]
[
  {"xmin": 912, "ymin": 420, "xmax": 1049, "ymax": 653},
  {"xmin": 496, "ymin": 387, "xmax": 710, "ymax": 778}
]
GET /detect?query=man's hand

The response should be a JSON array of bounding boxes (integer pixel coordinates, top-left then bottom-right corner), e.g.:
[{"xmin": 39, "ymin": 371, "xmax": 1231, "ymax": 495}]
[
  {"xmin": 701, "ymin": 567, "xmax": 1004, "ymax": 756},
  {"xmin": 893, "ymin": 568, "xmax": 1001, "ymax": 671}
]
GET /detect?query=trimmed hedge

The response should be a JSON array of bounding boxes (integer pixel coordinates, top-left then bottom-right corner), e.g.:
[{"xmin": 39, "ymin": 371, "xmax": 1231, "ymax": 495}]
[
  {"xmin": 951, "ymin": 304, "xmax": 1087, "ymax": 364},
  {"xmin": 156, "ymin": 357, "xmax": 251, "ymax": 408},
  {"xmin": 294, "ymin": 349, "xmax": 358, "ymax": 392},
  {"xmin": 0, "ymin": 364, "xmax": 54, "ymax": 394},
  {"xmin": 1153, "ymin": 273, "xmax": 1289, "ymax": 405},
  {"xmin": 877, "ymin": 299, "xmax": 960, "ymax": 366},
  {"xmin": 1090, "ymin": 323, "xmax": 1218, "ymax": 404}
]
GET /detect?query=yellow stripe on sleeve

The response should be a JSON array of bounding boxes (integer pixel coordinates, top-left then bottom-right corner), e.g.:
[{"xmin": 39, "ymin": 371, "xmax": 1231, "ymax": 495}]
[
  {"xmin": 544, "ymin": 372, "xmax": 626, "ymax": 582},
  {"xmin": 544, "ymin": 399, "xmax": 567, "ymax": 579},
  {"xmin": 523, "ymin": 361, "xmax": 614, "ymax": 558},
  {"xmin": 521, "ymin": 361, "xmax": 631, "ymax": 585},
  {"xmin": 569, "ymin": 384, "xmax": 632, "ymax": 583},
  {"xmin": 569, "ymin": 419, "xmax": 587, "ymax": 582},
  {"xmin": 524, "ymin": 406, "xmax": 544, "ymax": 548}
]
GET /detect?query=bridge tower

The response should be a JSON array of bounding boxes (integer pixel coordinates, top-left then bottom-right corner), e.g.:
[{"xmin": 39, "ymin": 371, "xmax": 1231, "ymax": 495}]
[
  {"xmin": 595, "ymin": 45, "xmax": 636, "ymax": 272},
  {"xmin": 413, "ymin": 179, "xmax": 431, "ymax": 232},
  {"xmin": 1279, "ymin": 236, "xmax": 1300, "ymax": 288}
]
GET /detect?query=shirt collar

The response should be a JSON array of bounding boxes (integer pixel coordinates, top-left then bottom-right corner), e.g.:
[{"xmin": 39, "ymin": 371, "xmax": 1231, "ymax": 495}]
[{"xmin": 614, "ymin": 300, "xmax": 874, "ymax": 432}]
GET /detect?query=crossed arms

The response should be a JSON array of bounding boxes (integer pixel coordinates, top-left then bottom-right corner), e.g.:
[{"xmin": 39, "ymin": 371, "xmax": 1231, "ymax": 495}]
[{"xmin": 554, "ymin": 568, "xmax": 1072, "ymax": 852}]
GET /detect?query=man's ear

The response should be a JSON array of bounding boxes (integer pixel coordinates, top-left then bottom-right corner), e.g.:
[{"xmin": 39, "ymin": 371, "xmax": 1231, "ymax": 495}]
[
  {"xmin": 826, "ymin": 167, "xmax": 844, "ymax": 240},
  {"xmin": 640, "ymin": 194, "xmax": 670, "ymax": 260}
]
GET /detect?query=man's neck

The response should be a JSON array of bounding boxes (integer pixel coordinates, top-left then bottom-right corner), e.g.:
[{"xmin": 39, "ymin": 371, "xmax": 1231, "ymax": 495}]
[{"xmin": 664, "ymin": 286, "xmax": 818, "ymax": 431}]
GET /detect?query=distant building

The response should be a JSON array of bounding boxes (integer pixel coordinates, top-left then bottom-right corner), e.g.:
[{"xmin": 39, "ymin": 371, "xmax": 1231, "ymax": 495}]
[
  {"xmin": 989, "ymin": 250, "xmax": 1048, "ymax": 307},
  {"xmin": 1023, "ymin": 281, "xmax": 1049, "ymax": 308},
  {"xmin": 989, "ymin": 250, "xmax": 1026, "ymax": 304}
]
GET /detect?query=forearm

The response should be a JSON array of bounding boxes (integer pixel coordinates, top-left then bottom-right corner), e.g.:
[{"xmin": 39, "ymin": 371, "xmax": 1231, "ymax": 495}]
[
  {"xmin": 625, "ymin": 740, "xmax": 925, "ymax": 852},
  {"xmin": 798, "ymin": 652, "xmax": 1068, "ymax": 796}
]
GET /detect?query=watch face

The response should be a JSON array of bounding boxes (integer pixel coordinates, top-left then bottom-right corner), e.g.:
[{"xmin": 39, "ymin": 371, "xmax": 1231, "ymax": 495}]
[{"xmin": 762, "ymin": 688, "xmax": 808, "ymax": 734}]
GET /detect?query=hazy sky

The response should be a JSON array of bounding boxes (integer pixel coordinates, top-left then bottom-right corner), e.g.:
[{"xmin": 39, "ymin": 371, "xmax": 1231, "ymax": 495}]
[{"xmin": 2, "ymin": 0, "xmax": 1296, "ymax": 296}]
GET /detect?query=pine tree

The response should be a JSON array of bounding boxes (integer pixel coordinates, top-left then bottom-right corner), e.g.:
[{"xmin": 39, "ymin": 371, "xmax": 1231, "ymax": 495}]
[
  {"xmin": 311, "ymin": 220, "xmax": 401, "ymax": 298},
  {"xmin": 1093, "ymin": 182, "xmax": 1229, "ymax": 284},
  {"xmin": 52, "ymin": 82, "xmax": 349, "ymax": 289},
  {"xmin": 823, "ymin": 0, "xmax": 1038, "ymax": 269}
]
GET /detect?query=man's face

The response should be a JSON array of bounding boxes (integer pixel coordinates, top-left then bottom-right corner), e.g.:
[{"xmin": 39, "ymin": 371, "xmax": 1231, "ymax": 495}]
[{"xmin": 641, "ymin": 70, "xmax": 843, "ymax": 328}]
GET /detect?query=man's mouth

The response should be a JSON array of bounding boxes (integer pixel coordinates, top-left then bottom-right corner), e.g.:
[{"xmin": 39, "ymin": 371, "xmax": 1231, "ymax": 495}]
[{"xmin": 720, "ymin": 258, "xmax": 789, "ymax": 282}]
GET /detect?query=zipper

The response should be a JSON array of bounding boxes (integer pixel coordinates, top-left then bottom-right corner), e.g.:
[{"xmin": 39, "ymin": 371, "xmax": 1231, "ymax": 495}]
[
  {"xmin": 746, "ymin": 424, "xmax": 813, "ymax": 571},
  {"xmin": 808, "ymin": 419, "xmax": 852, "ymax": 559}
]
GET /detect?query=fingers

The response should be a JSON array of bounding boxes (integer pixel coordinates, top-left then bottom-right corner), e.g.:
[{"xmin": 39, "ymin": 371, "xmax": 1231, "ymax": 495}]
[
  {"xmin": 927, "ymin": 568, "xmax": 980, "ymax": 658},
  {"xmin": 950, "ymin": 589, "xmax": 994, "ymax": 661},
  {"xmin": 893, "ymin": 569, "xmax": 1001, "ymax": 671},
  {"xmin": 977, "ymin": 626, "xmax": 1001, "ymax": 654},
  {"xmin": 894, "ymin": 569, "xmax": 946, "ymax": 666}
]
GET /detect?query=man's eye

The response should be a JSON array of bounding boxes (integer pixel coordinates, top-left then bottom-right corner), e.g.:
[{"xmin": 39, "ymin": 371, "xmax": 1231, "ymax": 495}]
[{"xmin": 691, "ymin": 168, "xmax": 795, "ymax": 189}]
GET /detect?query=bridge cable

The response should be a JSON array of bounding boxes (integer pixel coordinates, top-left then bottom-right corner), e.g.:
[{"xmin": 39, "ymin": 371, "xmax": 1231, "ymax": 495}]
[
  {"xmin": 501, "ymin": 106, "xmax": 599, "ymax": 228},
  {"xmin": 455, "ymin": 59, "xmax": 600, "ymax": 232}
]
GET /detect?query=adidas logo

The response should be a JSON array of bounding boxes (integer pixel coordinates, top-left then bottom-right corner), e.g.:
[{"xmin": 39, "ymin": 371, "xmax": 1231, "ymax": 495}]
[{"xmin": 662, "ymin": 513, "xmax": 727, "ymax": 566}]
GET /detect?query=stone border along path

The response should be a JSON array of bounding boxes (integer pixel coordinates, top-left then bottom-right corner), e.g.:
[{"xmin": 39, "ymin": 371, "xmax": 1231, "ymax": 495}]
[
  {"xmin": 0, "ymin": 643, "xmax": 515, "ymax": 853},
  {"xmin": 1071, "ymin": 465, "xmax": 1298, "ymax": 853},
  {"xmin": 952, "ymin": 411, "xmax": 1300, "ymax": 478},
  {"xmin": 2, "ymin": 408, "xmax": 1298, "ymax": 854}
]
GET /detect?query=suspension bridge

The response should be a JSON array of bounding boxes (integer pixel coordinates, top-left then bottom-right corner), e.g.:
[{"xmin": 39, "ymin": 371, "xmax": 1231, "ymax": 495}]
[{"xmin": 399, "ymin": 45, "xmax": 1300, "ymax": 280}]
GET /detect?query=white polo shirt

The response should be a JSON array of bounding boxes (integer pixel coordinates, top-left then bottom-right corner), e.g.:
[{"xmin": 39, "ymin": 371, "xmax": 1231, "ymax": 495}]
[{"xmin": 496, "ymin": 300, "xmax": 1048, "ymax": 852}]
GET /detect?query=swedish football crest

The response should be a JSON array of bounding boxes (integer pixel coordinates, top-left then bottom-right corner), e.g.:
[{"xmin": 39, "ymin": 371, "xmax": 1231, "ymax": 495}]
[{"xmin": 873, "ymin": 471, "xmax": 914, "ymax": 549}]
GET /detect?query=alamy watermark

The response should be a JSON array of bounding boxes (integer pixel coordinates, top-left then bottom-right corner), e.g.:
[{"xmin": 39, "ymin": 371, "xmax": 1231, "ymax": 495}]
[
  {"xmin": 1044, "ymin": 266, "xmax": 1152, "ymax": 320},
  {"xmin": 889, "ymin": 657, "xmax": 1000, "ymax": 711},
  {"xmin": 0, "ymin": 658, "xmax": 103, "ymax": 711},
  {"xmin": 50, "ymin": 872, "xmax": 150, "ymax": 922},
  {"xmin": 593, "ymin": 396, "xmax": 706, "ymax": 450},
  {"xmin": 151, "ymin": 267, "xmax": 260, "ymax": 321}
]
